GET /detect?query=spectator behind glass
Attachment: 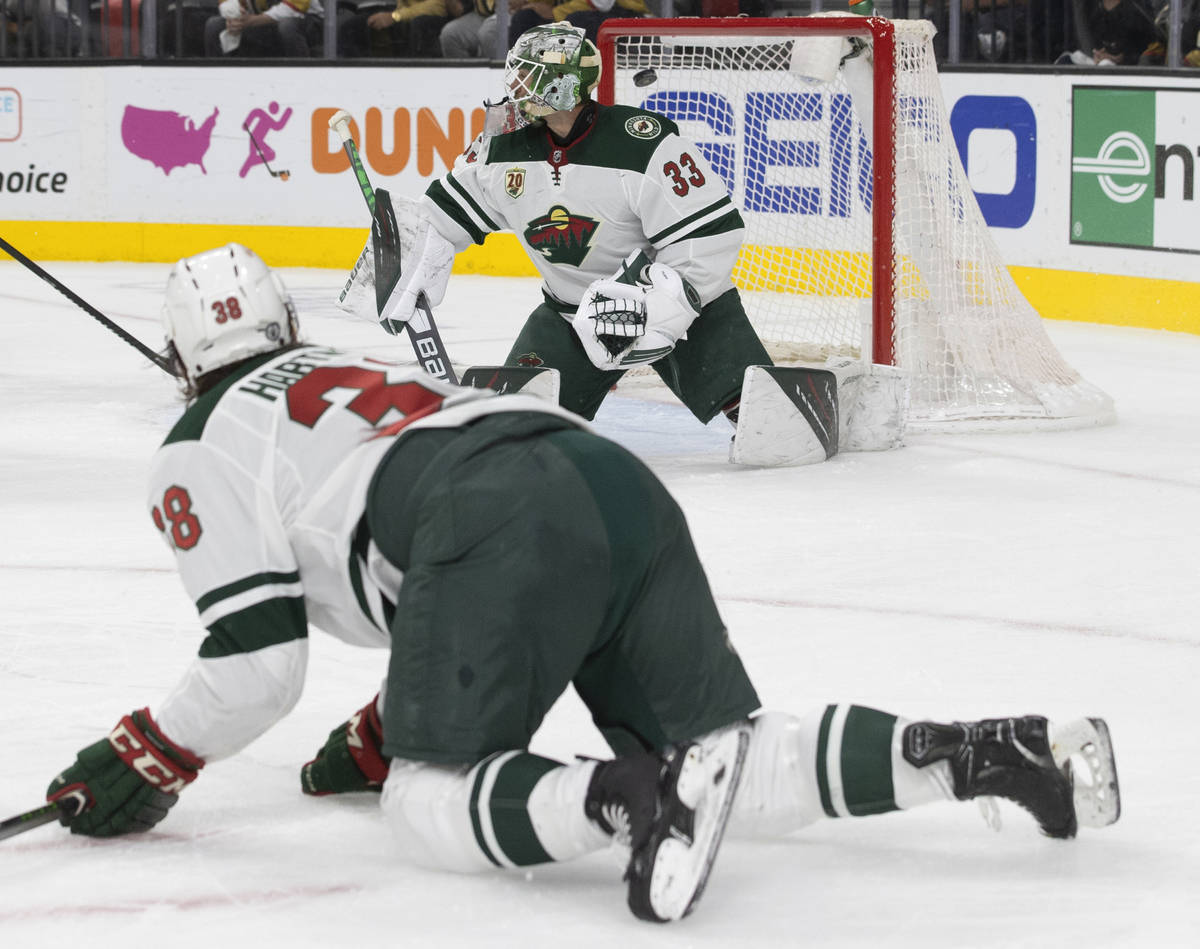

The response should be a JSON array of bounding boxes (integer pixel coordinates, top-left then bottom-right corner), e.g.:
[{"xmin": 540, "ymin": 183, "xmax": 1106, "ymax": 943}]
[
  {"xmin": 2, "ymin": 0, "xmax": 92, "ymax": 57},
  {"xmin": 203, "ymin": 0, "xmax": 324, "ymax": 57},
  {"xmin": 505, "ymin": 0, "xmax": 649, "ymax": 48},
  {"xmin": 962, "ymin": 0, "xmax": 1070, "ymax": 63},
  {"xmin": 1138, "ymin": 1, "xmax": 1200, "ymax": 65},
  {"xmin": 1056, "ymin": 0, "xmax": 1156, "ymax": 64},
  {"xmin": 338, "ymin": 0, "xmax": 450, "ymax": 57},
  {"xmin": 440, "ymin": 0, "xmax": 498, "ymax": 58}
]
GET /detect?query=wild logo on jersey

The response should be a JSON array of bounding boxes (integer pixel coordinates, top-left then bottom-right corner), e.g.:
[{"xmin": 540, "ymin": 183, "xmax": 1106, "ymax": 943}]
[
  {"xmin": 524, "ymin": 205, "xmax": 598, "ymax": 266},
  {"xmin": 625, "ymin": 115, "xmax": 662, "ymax": 140}
]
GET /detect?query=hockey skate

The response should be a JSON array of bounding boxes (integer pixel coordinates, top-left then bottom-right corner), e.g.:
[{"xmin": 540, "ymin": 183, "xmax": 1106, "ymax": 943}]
[
  {"xmin": 585, "ymin": 723, "xmax": 750, "ymax": 922},
  {"xmin": 902, "ymin": 716, "xmax": 1120, "ymax": 839}
]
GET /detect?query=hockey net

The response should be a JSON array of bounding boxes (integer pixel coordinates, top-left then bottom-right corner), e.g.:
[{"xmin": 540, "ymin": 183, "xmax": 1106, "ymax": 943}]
[{"xmin": 597, "ymin": 16, "xmax": 1114, "ymax": 431}]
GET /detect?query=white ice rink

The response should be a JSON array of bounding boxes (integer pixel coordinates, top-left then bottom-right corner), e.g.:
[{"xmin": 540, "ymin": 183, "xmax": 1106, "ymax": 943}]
[{"xmin": 1, "ymin": 261, "xmax": 1198, "ymax": 948}]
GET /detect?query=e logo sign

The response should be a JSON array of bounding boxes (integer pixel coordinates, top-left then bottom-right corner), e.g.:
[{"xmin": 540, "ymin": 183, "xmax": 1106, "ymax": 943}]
[{"xmin": 949, "ymin": 95, "xmax": 1037, "ymax": 229}]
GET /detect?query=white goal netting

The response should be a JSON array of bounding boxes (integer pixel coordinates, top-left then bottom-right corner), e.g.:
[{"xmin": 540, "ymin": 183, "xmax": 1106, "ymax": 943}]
[{"xmin": 603, "ymin": 17, "xmax": 1114, "ymax": 430}]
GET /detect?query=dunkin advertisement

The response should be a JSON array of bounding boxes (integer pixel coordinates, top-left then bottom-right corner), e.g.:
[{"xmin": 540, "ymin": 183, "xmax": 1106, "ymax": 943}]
[
  {"xmin": 0, "ymin": 66, "xmax": 499, "ymax": 227},
  {"xmin": 2, "ymin": 63, "xmax": 1199, "ymax": 302}
]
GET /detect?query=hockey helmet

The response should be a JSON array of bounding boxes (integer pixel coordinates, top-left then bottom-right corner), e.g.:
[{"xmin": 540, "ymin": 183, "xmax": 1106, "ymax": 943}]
[
  {"xmin": 504, "ymin": 24, "xmax": 602, "ymax": 120},
  {"xmin": 162, "ymin": 243, "xmax": 298, "ymax": 389}
]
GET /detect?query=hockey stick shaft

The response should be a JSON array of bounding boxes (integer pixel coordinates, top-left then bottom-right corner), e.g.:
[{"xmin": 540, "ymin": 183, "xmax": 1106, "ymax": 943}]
[
  {"xmin": 0, "ymin": 236, "xmax": 180, "ymax": 378},
  {"xmin": 0, "ymin": 801, "xmax": 64, "ymax": 842},
  {"xmin": 328, "ymin": 111, "xmax": 458, "ymax": 385},
  {"xmin": 333, "ymin": 119, "xmax": 377, "ymax": 217}
]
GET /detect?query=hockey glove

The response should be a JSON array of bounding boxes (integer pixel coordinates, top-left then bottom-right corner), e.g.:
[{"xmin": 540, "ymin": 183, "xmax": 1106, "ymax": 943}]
[
  {"xmin": 300, "ymin": 695, "xmax": 391, "ymax": 796},
  {"xmin": 46, "ymin": 708, "xmax": 204, "ymax": 837},
  {"xmin": 573, "ymin": 256, "xmax": 702, "ymax": 371},
  {"xmin": 574, "ymin": 279, "xmax": 648, "ymax": 367}
]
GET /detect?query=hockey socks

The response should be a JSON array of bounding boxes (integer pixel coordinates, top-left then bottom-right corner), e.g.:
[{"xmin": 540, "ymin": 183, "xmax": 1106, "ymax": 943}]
[
  {"xmin": 379, "ymin": 752, "xmax": 608, "ymax": 873},
  {"xmin": 729, "ymin": 707, "xmax": 953, "ymax": 837},
  {"xmin": 731, "ymin": 707, "xmax": 1119, "ymax": 838},
  {"xmin": 814, "ymin": 704, "xmax": 954, "ymax": 818}
]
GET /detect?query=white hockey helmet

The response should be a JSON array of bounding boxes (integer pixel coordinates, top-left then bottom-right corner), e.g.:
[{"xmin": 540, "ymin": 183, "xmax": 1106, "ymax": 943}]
[{"xmin": 162, "ymin": 243, "xmax": 298, "ymax": 387}]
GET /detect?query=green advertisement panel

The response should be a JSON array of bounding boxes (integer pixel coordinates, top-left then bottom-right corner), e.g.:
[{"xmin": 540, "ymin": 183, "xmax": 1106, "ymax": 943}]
[{"xmin": 1071, "ymin": 87, "xmax": 1155, "ymax": 249}]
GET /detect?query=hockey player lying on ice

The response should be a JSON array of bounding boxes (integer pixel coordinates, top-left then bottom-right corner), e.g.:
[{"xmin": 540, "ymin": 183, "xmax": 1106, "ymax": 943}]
[{"xmin": 46, "ymin": 245, "xmax": 1120, "ymax": 924}]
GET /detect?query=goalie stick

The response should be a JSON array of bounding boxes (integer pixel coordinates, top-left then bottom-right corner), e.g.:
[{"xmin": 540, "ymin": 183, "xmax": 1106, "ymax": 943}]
[
  {"xmin": 328, "ymin": 110, "xmax": 458, "ymax": 385},
  {"xmin": 0, "ymin": 235, "xmax": 181, "ymax": 378}
]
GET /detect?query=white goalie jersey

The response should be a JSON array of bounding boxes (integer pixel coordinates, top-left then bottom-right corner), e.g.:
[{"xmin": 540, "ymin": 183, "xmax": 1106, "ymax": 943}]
[
  {"xmin": 422, "ymin": 103, "xmax": 746, "ymax": 311},
  {"xmin": 147, "ymin": 346, "xmax": 579, "ymax": 761}
]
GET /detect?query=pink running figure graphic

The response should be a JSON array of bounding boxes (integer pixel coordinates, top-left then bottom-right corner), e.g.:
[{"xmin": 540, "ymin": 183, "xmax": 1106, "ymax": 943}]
[{"xmin": 240, "ymin": 101, "xmax": 292, "ymax": 179}]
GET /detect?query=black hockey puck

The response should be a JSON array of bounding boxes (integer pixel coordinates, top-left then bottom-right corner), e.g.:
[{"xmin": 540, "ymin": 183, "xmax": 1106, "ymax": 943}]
[{"xmin": 633, "ymin": 68, "xmax": 658, "ymax": 87}]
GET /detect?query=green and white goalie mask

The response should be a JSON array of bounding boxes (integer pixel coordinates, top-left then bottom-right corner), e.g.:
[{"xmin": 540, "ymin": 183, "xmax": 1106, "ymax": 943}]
[{"xmin": 504, "ymin": 23, "xmax": 602, "ymax": 120}]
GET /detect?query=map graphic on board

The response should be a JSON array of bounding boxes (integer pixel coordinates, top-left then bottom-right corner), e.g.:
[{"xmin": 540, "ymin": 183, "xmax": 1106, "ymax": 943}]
[{"xmin": 121, "ymin": 106, "xmax": 219, "ymax": 176}]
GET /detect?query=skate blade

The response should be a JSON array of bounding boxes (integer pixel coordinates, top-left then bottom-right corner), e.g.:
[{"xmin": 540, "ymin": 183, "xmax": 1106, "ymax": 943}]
[
  {"xmin": 645, "ymin": 724, "xmax": 750, "ymax": 922},
  {"xmin": 1050, "ymin": 717, "xmax": 1121, "ymax": 829}
]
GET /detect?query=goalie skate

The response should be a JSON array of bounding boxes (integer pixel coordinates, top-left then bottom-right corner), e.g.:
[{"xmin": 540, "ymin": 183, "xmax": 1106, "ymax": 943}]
[{"xmin": 1049, "ymin": 717, "xmax": 1121, "ymax": 830}]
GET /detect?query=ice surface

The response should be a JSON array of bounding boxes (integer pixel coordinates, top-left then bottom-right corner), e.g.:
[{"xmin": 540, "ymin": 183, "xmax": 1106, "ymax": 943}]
[{"xmin": 1, "ymin": 262, "xmax": 1197, "ymax": 947}]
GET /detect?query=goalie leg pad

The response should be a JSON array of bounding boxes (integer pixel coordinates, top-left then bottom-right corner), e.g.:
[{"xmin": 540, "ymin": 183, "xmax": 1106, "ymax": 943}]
[
  {"xmin": 460, "ymin": 366, "xmax": 561, "ymax": 402},
  {"xmin": 730, "ymin": 366, "xmax": 839, "ymax": 468},
  {"xmin": 824, "ymin": 357, "xmax": 909, "ymax": 452}
]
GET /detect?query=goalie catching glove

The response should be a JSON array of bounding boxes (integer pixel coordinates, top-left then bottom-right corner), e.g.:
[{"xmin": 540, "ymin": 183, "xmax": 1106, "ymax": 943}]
[
  {"xmin": 572, "ymin": 253, "xmax": 702, "ymax": 371},
  {"xmin": 338, "ymin": 192, "xmax": 456, "ymax": 336},
  {"xmin": 300, "ymin": 695, "xmax": 390, "ymax": 795},
  {"xmin": 46, "ymin": 708, "xmax": 204, "ymax": 837}
]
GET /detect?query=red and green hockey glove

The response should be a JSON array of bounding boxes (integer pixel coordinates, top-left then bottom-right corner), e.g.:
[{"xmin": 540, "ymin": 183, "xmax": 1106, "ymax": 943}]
[
  {"xmin": 46, "ymin": 708, "xmax": 204, "ymax": 837},
  {"xmin": 300, "ymin": 695, "xmax": 390, "ymax": 795}
]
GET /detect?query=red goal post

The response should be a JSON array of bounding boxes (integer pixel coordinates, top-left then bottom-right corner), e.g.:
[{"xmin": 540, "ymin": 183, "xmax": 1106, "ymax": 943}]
[
  {"xmin": 600, "ymin": 16, "xmax": 897, "ymax": 367},
  {"xmin": 596, "ymin": 16, "xmax": 1114, "ymax": 431}
]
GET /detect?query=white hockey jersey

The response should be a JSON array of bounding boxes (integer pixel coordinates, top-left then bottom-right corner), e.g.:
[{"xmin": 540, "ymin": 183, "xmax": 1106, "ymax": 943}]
[
  {"xmin": 422, "ymin": 103, "xmax": 746, "ymax": 311},
  {"xmin": 148, "ymin": 346, "xmax": 583, "ymax": 761}
]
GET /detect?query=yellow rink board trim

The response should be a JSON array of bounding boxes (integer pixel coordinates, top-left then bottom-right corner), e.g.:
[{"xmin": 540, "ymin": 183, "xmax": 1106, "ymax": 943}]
[
  {"xmin": 2, "ymin": 221, "xmax": 1196, "ymax": 336},
  {"xmin": 0, "ymin": 220, "xmax": 541, "ymax": 275},
  {"xmin": 1009, "ymin": 267, "xmax": 1200, "ymax": 335}
]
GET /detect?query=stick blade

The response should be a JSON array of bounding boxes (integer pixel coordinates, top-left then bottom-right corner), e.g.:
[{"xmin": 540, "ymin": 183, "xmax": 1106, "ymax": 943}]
[{"xmin": 371, "ymin": 189, "xmax": 403, "ymax": 321}]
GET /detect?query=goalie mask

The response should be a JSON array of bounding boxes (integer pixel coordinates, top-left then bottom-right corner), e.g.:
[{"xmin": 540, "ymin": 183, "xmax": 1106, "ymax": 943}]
[
  {"xmin": 162, "ymin": 243, "xmax": 298, "ymax": 390},
  {"xmin": 504, "ymin": 23, "xmax": 602, "ymax": 120}
]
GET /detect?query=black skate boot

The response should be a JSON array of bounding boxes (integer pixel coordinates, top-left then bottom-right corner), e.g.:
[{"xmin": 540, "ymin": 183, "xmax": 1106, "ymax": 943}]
[
  {"xmin": 585, "ymin": 723, "xmax": 750, "ymax": 923},
  {"xmin": 903, "ymin": 716, "xmax": 1079, "ymax": 838}
]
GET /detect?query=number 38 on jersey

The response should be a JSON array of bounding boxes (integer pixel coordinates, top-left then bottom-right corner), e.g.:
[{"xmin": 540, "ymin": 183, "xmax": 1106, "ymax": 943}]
[{"xmin": 151, "ymin": 485, "xmax": 203, "ymax": 551}]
